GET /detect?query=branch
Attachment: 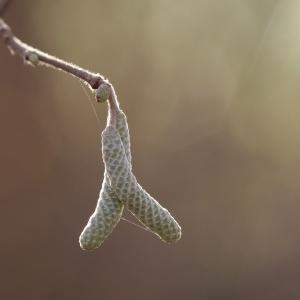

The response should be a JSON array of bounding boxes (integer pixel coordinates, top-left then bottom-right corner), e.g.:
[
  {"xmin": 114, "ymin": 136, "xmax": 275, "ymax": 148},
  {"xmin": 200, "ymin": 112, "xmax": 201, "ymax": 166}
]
[{"xmin": 0, "ymin": 7, "xmax": 104, "ymax": 90}]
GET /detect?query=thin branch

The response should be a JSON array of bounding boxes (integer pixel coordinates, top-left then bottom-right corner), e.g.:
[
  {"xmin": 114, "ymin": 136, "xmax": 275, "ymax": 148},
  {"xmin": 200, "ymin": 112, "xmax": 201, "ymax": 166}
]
[{"xmin": 0, "ymin": 15, "xmax": 104, "ymax": 90}]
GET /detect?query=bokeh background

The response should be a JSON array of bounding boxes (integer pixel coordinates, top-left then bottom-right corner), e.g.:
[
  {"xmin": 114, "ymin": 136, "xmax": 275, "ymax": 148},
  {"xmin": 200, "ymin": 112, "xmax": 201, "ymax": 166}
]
[{"xmin": 1, "ymin": 0, "xmax": 300, "ymax": 299}]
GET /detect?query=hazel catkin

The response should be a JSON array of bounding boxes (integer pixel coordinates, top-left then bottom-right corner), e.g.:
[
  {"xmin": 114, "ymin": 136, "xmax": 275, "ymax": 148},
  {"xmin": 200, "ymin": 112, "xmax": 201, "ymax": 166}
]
[{"xmin": 79, "ymin": 82, "xmax": 181, "ymax": 249}]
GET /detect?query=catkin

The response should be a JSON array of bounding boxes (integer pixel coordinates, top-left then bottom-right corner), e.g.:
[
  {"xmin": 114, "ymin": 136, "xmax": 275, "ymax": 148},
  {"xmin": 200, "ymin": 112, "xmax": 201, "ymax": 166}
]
[
  {"xmin": 80, "ymin": 82, "xmax": 181, "ymax": 249},
  {"xmin": 102, "ymin": 126, "xmax": 182, "ymax": 243},
  {"xmin": 79, "ymin": 110, "xmax": 131, "ymax": 250}
]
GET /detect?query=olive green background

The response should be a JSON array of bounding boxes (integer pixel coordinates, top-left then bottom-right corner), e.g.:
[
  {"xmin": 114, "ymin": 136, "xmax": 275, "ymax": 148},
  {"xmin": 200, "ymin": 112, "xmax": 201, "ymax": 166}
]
[{"xmin": 1, "ymin": 1, "xmax": 300, "ymax": 299}]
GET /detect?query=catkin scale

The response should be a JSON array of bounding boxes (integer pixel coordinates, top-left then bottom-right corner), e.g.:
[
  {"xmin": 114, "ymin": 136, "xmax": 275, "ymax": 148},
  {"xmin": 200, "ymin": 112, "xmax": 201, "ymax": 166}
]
[{"xmin": 102, "ymin": 126, "xmax": 182, "ymax": 243}]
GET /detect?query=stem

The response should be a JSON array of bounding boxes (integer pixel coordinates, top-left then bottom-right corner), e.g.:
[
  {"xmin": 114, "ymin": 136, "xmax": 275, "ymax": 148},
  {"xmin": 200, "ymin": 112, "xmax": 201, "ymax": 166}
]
[{"xmin": 0, "ymin": 15, "xmax": 104, "ymax": 89}]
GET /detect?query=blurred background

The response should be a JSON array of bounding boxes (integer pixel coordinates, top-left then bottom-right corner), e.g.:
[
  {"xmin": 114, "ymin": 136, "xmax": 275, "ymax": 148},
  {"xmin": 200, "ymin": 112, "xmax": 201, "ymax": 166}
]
[{"xmin": 1, "ymin": 0, "xmax": 300, "ymax": 299}]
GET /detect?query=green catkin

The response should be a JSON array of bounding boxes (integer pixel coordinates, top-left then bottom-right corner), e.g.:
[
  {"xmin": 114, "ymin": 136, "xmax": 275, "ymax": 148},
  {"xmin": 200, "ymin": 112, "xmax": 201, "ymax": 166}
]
[
  {"xmin": 102, "ymin": 126, "xmax": 182, "ymax": 243},
  {"xmin": 79, "ymin": 111, "xmax": 131, "ymax": 250}
]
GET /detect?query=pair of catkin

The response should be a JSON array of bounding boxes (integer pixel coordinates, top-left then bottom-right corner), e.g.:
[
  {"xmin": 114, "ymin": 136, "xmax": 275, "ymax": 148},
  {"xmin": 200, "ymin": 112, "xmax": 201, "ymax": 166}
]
[{"xmin": 79, "ymin": 82, "xmax": 181, "ymax": 250}]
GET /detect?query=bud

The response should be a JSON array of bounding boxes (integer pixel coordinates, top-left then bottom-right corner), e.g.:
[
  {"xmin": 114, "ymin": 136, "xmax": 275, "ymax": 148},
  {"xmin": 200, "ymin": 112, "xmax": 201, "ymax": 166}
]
[
  {"xmin": 27, "ymin": 52, "xmax": 39, "ymax": 66},
  {"xmin": 96, "ymin": 82, "xmax": 111, "ymax": 102}
]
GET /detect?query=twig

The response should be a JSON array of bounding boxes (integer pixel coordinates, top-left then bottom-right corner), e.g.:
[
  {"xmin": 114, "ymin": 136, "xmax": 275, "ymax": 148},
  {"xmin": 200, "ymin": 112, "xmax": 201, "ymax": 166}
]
[
  {"xmin": 0, "ymin": 1, "xmax": 120, "ymax": 113},
  {"xmin": 0, "ymin": 7, "xmax": 104, "ymax": 90}
]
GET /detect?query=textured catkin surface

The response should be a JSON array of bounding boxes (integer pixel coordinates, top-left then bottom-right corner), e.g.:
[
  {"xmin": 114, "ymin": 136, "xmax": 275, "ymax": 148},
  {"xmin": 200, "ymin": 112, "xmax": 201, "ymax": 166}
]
[
  {"xmin": 79, "ymin": 110, "xmax": 131, "ymax": 250},
  {"xmin": 102, "ymin": 126, "xmax": 182, "ymax": 243},
  {"xmin": 115, "ymin": 111, "xmax": 132, "ymax": 167},
  {"xmin": 79, "ymin": 176, "xmax": 124, "ymax": 250}
]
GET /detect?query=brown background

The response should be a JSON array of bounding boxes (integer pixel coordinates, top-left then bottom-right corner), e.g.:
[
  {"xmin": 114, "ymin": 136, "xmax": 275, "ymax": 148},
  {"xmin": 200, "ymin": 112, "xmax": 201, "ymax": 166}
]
[{"xmin": 1, "ymin": 1, "xmax": 300, "ymax": 299}]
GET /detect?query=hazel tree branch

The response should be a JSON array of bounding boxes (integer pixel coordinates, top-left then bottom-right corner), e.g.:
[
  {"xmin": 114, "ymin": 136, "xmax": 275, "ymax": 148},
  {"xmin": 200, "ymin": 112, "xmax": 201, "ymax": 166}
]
[{"xmin": 0, "ymin": 1, "xmax": 105, "ymax": 91}]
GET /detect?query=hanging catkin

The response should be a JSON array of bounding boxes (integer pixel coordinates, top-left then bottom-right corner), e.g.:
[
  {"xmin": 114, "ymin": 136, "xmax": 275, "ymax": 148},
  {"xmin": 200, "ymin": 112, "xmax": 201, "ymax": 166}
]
[{"xmin": 79, "ymin": 81, "xmax": 181, "ymax": 249}]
